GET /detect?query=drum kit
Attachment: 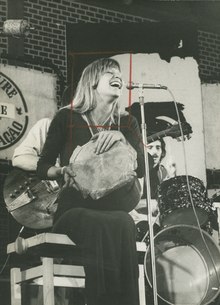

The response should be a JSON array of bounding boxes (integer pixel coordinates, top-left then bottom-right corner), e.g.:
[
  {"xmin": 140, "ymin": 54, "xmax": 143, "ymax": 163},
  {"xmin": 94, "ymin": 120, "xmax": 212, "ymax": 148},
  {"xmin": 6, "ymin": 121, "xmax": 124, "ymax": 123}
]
[{"xmin": 136, "ymin": 175, "xmax": 220, "ymax": 305}]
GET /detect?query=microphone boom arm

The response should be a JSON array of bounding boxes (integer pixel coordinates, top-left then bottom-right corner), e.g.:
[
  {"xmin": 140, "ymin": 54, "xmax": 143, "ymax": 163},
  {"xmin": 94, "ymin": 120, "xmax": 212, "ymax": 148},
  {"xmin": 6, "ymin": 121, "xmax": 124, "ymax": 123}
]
[{"xmin": 126, "ymin": 81, "xmax": 167, "ymax": 90}]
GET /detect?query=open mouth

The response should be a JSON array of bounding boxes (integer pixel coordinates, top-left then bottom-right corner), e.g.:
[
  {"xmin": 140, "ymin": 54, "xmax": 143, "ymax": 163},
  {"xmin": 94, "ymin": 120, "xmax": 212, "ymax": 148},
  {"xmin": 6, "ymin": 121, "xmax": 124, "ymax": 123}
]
[{"xmin": 109, "ymin": 78, "xmax": 122, "ymax": 89}]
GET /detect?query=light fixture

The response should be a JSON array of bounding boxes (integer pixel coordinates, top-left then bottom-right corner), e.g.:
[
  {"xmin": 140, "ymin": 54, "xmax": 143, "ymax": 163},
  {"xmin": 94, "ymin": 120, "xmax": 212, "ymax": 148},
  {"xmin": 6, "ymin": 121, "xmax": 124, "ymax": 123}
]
[{"xmin": 1, "ymin": 19, "xmax": 34, "ymax": 37}]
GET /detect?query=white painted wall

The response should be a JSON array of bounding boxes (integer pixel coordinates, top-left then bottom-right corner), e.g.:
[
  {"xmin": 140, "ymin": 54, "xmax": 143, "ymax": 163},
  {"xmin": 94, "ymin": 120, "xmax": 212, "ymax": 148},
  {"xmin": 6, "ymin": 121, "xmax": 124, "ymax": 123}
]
[
  {"xmin": 113, "ymin": 53, "xmax": 206, "ymax": 184},
  {"xmin": 201, "ymin": 84, "xmax": 220, "ymax": 170}
]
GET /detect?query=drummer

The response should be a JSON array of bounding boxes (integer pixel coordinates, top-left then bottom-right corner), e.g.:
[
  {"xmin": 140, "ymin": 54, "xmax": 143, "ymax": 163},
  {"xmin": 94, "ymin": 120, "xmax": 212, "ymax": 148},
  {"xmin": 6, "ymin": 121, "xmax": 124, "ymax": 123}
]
[
  {"xmin": 131, "ymin": 138, "xmax": 176, "ymax": 225},
  {"xmin": 145, "ymin": 138, "xmax": 169, "ymax": 200}
]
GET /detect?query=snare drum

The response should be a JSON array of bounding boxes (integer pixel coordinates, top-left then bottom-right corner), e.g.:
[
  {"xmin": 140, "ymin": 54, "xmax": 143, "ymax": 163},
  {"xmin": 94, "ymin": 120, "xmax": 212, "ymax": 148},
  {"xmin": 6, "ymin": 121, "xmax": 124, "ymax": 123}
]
[{"xmin": 158, "ymin": 175, "xmax": 212, "ymax": 227}]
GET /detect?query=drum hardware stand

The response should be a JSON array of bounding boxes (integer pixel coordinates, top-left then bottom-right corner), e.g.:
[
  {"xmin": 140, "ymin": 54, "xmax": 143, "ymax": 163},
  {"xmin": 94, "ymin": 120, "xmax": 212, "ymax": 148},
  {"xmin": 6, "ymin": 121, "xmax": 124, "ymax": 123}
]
[
  {"xmin": 137, "ymin": 86, "xmax": 159, "ymax": 305},
  {"xmin": 213, "ymin": 202, "xmax": 220, "ymax": 246}
]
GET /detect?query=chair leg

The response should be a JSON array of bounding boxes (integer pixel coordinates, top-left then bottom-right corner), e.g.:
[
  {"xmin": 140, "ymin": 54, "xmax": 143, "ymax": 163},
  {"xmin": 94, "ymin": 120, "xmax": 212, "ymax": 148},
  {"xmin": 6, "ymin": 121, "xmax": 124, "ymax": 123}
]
[
  {"xmin": 42, "ymin": 257, "xmax": 55, "ymax": 305},
  {"xmin": 11, "ymin": 268, "xmax": 22, "ymax": 305},
  {"xmin": 138, "ymin": 264, "xmax": 146, "ymax": 305}
]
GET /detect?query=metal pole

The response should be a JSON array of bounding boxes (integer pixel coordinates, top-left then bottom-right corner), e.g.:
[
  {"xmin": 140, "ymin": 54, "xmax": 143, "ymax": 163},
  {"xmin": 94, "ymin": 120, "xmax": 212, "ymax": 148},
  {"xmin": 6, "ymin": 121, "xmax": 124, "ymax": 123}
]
[{"xmin": 138, "ymin": 88, "xmax": 158, "ymax": 305}]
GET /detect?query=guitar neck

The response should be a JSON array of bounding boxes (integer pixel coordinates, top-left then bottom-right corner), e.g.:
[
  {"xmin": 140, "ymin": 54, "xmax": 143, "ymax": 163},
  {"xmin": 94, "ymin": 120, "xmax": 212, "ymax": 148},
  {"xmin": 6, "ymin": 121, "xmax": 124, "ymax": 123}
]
[{"xmin": 147, "ymin": 129, "xmax": 169, "ymax": 143}]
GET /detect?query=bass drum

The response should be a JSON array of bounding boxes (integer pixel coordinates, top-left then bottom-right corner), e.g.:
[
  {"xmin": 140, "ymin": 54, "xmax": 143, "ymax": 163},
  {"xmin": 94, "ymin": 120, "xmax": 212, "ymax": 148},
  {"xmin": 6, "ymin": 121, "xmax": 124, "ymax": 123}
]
[
  {"xmin": 158, "ymin": 175, "xmax": 212, "ymax": 227},
  {"xmin": 144, "ymin": 225, "xmax": 220, "ymax": 305}
]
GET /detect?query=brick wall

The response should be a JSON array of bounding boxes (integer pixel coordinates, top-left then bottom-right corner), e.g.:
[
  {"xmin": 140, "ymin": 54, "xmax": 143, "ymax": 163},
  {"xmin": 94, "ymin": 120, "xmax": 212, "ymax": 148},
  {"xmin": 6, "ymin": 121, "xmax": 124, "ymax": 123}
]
[
  {"xmin": 23, "ymin": 0, "xmax": 146, "ymax": 81},
  {"xmin": 198, "ymin": 30, "xmax": 220, "ymax": 83},
  {"xmin": 0, "ymin": 0, "xmax": 8, "ymax": 56}
]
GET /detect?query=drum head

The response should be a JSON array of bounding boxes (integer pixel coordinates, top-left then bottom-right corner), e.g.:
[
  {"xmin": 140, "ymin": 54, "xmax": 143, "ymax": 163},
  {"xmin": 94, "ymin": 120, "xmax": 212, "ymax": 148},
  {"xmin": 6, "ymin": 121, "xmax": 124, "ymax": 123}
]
[
  {"xmin": 144, "ymin": 225, "xmax": 220, "ymax": 305},
  {"xmin": 69, "ymin": 141, "xmax": 137, "ymax": 200}
]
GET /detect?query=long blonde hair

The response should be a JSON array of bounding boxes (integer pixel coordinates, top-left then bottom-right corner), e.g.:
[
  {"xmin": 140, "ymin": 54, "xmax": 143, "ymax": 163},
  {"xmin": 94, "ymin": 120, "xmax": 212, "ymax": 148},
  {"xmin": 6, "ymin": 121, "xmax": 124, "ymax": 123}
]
[{"xmin": 67, "ymin": 58, "xmax": 121, "ymax": 119}]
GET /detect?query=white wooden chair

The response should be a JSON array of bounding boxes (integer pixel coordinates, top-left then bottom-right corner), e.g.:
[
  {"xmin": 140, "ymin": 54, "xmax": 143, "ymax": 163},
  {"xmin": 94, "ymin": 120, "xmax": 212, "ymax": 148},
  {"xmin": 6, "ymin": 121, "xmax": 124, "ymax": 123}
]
[{"xmin": 7, "ymin": 233, "xmax": 146, "ymax": 305}]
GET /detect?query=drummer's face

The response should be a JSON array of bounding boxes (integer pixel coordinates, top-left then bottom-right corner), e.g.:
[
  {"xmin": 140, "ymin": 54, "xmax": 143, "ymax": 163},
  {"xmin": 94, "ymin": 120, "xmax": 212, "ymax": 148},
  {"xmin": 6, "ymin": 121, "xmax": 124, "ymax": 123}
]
[
  {"xmin": 147, "ymin": 140, "xmax": 162, "ymax": 167},
  {"xmin": 96, "ymin": 68, "xmax": 122, "ymax": 103}
]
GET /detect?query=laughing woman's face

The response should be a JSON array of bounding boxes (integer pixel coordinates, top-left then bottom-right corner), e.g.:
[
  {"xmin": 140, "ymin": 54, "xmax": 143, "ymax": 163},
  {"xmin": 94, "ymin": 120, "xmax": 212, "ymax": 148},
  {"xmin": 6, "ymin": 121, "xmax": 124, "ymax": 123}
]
[{"xmin": 96, "ymin": 68, "xmax": 123, "ymax": 103}]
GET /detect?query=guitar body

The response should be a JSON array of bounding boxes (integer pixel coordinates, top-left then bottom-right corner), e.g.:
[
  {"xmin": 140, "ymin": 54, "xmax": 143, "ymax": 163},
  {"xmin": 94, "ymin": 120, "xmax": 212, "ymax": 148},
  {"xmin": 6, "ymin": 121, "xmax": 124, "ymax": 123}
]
[{"xmin": 3, "ymin": 168, "xmax": 60, "ymax": 229}]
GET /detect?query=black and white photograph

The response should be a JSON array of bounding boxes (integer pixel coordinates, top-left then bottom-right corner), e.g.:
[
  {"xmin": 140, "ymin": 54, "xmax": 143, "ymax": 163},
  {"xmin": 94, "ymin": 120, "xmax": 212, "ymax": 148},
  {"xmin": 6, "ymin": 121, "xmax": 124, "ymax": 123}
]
[{"xmin": 1, "ymin": 1, "xmax": 220, "ymax": 305}]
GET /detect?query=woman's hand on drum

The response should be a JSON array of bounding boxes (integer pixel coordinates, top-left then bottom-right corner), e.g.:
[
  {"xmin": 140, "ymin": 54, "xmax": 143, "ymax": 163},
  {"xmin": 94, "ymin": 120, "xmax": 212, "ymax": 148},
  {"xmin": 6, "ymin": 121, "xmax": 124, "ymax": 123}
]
[
  {"xmin": 91, "ymin": 130, "xmax": 126, "ymax": 154},
  {"xmin": 61, "ymin": 166, "xmax": 79, "ymax": 190}
]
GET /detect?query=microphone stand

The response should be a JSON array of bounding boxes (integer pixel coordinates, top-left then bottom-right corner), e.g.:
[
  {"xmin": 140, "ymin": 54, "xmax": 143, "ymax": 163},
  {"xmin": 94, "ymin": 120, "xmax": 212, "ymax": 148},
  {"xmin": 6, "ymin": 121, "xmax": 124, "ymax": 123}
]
[{"xmin": 138, "ymin": 87, "xmax": 158, "ymax": 305}]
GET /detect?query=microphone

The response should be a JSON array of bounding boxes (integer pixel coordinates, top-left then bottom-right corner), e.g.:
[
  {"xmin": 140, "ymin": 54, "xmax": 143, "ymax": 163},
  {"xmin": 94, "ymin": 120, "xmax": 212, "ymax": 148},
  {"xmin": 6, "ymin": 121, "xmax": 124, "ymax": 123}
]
[{"xmin": 126, "ymin": 82, "xmax": 167, "ymax": 90}]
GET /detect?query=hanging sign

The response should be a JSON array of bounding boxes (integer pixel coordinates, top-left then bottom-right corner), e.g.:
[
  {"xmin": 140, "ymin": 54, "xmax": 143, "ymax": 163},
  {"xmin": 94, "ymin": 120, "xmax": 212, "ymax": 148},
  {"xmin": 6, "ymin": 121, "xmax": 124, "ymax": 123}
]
[{"xmin": 0, "ymin": 72, "xmax": 28, "ymax": 150}]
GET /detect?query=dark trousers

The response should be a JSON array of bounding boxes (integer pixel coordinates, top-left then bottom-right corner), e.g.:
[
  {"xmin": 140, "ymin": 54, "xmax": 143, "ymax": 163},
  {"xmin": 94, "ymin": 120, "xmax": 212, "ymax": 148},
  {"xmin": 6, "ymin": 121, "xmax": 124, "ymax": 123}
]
[{"xmin": 52, "ymin": 207, "xmax": 140, "ymax": 305}]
